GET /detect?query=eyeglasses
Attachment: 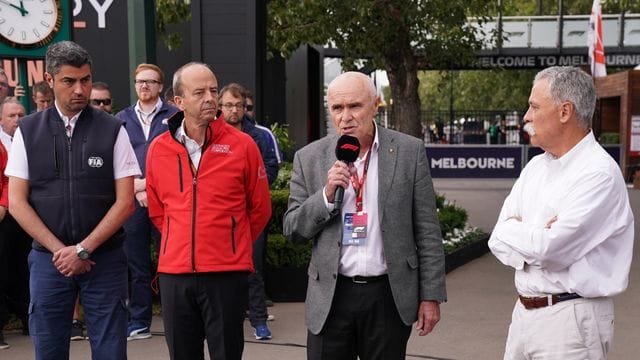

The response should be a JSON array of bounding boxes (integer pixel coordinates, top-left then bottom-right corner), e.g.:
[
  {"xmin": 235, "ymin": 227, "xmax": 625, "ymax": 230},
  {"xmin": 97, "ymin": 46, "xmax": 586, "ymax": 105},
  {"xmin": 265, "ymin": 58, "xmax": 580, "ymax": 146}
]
[
  {"xmin": 221, "ymin": 103, "xmax": 245, "ymax": 110},
  {"xmin": 246, "ymin": 105, "xmax": 254, "ymax": 111},
  {"xmin": 91, "ymin": 98, "xmax": 112, "ymax": 106},
  {"xmin": 134, "ymin": 79, "xmax": 161, "ymax": 86}
]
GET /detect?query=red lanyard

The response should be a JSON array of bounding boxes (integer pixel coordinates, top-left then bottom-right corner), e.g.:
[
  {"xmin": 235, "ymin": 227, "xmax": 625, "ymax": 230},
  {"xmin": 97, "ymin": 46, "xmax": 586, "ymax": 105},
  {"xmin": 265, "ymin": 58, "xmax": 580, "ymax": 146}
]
[{"xmin": 349, "ymin": 149, "xmax": 371, "ymax": 212}]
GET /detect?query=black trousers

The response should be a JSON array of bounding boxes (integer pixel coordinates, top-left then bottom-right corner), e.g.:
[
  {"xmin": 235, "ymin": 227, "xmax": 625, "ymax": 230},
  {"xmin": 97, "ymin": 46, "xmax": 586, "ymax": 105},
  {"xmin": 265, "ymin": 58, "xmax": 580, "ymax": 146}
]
[
  {"xmin": 307, "ymin": 275, "xmax": 412, "ymax": 360},
  {"xmin": 159, "ymin": 271, "xmax": 248, "ymax": 360},
  {"xmin": 0, "ymin": 215, "xmax": 31, "ymax": 329}
]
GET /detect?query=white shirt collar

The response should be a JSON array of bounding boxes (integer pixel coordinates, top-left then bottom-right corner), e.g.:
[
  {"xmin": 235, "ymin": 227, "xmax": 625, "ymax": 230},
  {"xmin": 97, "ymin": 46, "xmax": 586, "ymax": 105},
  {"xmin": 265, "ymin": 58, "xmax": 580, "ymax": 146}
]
[
  {"xmin": 135, "ymin": 98, "xmax": 163, "ymax": 117},
  {"xmin": 54, "ymin": 101, "xmax": 83, "ymax": 131}
]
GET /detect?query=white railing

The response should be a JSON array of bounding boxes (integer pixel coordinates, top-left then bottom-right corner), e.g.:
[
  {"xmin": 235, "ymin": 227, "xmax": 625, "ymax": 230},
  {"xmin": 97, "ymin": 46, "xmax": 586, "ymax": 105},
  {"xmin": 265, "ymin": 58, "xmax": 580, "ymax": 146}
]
[{"xmin": 471, "ymin": 14, "xmax": 640, "ymax": 49}]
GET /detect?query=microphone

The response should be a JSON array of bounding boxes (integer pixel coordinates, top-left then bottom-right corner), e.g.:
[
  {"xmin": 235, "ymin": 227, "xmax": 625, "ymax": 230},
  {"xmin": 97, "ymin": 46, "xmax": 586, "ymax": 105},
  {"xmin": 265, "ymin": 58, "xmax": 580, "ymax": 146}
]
[{"xmin": 334, "ymin": 135, "xmax": 360, "ymax": 210}]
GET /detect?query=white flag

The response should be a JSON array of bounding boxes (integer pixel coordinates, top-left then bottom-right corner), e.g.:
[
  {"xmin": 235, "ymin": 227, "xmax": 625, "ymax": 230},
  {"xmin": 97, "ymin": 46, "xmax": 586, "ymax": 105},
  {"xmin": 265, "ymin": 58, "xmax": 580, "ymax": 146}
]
[{"xmin": 588, "ymin": 0, "xmax": 606, "ymax": 77}]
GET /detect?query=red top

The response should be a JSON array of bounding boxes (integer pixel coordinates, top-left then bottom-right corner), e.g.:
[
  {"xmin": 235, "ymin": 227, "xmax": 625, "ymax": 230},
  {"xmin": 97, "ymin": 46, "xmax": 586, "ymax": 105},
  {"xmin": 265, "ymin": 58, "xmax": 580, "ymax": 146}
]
[{"xmin": 146, "ymin": 115, "xmax": 272, "ymax": 274}]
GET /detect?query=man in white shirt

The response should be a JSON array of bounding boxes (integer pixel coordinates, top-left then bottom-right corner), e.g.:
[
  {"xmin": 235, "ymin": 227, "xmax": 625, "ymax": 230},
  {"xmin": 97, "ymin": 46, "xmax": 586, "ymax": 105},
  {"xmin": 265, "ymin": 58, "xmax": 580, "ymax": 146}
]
[
  {"xmin": 0, "ymin": 98, "xmax": 25, "ymax": 152},
  {"xmin": 0, "ymin": 97, "xmax": 30, "ymax": 349},
  {"xmin": 115, "ymin": 63, "xmax": 177, "ymax": 341},
  {"xmin": 6, "ymin": 41, "xmax": 140, "ymax": 360},
  {"xmin": 284, "ymin": 72, "xmax": 446, "ymax": 359},
  {"xmin": 489, "ymin": 66, "xmax": 634, "ymax": 360}
]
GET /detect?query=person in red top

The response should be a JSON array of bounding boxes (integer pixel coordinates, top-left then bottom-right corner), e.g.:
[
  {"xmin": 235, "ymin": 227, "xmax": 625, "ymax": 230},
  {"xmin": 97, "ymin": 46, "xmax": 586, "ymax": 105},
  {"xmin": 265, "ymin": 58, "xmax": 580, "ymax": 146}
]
[{"xmin": 146, "ymin": 62, "xmax": 271, "ymax": 360}]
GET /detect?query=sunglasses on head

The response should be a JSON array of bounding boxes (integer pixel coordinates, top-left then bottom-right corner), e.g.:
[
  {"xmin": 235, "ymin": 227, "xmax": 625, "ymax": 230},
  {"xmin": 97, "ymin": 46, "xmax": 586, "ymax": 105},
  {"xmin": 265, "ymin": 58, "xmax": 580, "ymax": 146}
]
[{"xmin": 91, "ymin": 98, "xmax": 112, "ymax": 106}]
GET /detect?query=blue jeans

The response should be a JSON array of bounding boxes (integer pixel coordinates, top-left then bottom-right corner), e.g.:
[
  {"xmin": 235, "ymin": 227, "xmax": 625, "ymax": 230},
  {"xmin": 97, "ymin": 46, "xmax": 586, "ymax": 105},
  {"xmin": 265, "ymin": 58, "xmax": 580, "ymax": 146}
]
[
  {"xmin": 123, "ymin": 205, "xmax": 159, "ymax": 329},
  {"xmin": 248, "ymin": 231, "xmax": 268, "ymax": 327},
  {"xmin": 28, "ymin": 246, "xmax": 128, "ymax": 360}
]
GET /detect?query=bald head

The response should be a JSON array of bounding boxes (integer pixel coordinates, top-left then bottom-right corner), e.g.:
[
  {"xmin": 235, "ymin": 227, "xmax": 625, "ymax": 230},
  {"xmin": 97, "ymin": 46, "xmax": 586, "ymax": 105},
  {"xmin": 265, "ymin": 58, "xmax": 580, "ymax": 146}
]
[
  {"xmin": 328, "ymin": 71, "xmax": 377, "ymax": 102},
  {"xmin": 326, "ymin": 72, "xmax": 379, "ymax": 153}
]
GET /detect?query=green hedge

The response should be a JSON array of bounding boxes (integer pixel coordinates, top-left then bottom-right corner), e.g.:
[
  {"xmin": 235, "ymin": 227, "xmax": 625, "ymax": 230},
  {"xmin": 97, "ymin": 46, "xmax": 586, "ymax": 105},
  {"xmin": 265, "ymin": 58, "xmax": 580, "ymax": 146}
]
[{"xmin": 265, "ymin": 190, "xmax": 480, "ymax": 268}]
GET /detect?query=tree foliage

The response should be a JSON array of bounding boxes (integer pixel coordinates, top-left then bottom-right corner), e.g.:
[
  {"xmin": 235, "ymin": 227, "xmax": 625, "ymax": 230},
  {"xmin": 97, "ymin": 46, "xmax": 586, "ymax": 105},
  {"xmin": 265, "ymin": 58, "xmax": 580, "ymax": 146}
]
[
  {"xmin": 155, "ymin": 0, "xmax": 191, "ymax": 51},
  {"xmin": 268, "ymin": 0, "xmax": 497, "ymax": 138},
  {"xmin": 418, "ymin": 69, "xmax": 536, "ymax": 111}
]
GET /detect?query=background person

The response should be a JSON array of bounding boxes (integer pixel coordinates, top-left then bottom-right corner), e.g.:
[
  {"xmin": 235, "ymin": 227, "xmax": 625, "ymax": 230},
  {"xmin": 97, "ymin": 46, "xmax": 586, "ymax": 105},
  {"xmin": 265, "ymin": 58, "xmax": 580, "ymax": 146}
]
[
  {"xmin": 0, "ymin": 98, "xmax": 30, "ymax": 349},
  {"xmin": 0, "ymin": 69, "xmax": 25, "ymax": 104},
  {"xmin": 283, "ymin": 71, "xmax": 446, "ymax": 359},
  {"xmin": 219, "ymin": 83, "xmax": 277, "ymax": 340},
  {"xmin": 90, "ymin": 82, "xmax": 113, "ymax": 114},
  {"xmin": 244, "ymin": 90, "xmax": 283, "ymax": 166},
  {"xmin": 6, "ymin": 41, "xmax": 140, "ymax": 360},
  {"xmin": 31, "ymin": 81, "xmax": 54, "ymax": 112},
  {"xmin": 146, "ymin": 62, "xmax": 271, "ymax": 360},
  {"xmin": 116, "ymin": 63, "xmax": 178, "ymax": 341},
  {"xmin": 489, "ymin": 66, "xmax": 634, "ymax": 359}
]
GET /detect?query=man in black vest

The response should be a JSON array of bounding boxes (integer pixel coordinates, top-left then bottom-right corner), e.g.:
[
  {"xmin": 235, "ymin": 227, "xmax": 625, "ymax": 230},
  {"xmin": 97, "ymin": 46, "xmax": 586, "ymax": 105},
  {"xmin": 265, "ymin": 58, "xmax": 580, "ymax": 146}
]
[{"xmin": 5, "ymin": 41, "xmax": 140, "ymax": 360}]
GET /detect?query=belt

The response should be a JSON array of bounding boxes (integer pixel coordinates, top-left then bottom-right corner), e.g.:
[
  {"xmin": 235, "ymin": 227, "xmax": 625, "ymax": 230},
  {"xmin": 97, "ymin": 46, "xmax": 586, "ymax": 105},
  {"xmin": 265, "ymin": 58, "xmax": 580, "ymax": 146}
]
[
  {"xmin": 338, "ymin": 274, "xmax": 388, "ymax": 284},
  {"xmin": 518, "ymin": 292, "xmax": 582, "ymax": 310}
]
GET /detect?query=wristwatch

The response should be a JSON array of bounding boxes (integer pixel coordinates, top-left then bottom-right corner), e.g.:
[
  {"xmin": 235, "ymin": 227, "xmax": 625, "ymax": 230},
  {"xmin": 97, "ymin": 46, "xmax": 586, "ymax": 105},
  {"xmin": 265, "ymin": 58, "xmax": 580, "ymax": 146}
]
[{"xmin": 75, "ymin": 243, "xmax": 91, "ymax": 260}]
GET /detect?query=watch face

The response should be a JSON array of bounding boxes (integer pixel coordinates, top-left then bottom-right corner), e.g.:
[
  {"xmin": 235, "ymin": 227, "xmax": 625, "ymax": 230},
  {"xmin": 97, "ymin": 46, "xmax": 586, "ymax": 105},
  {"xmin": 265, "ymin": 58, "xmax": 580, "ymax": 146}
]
[
  {"xmin": 78, "ymin": 250, "xmax": 90, "ymax": 260},
  {"xmin": 0, "ymin": 0, "xmax": 62, "ymax": 49}
]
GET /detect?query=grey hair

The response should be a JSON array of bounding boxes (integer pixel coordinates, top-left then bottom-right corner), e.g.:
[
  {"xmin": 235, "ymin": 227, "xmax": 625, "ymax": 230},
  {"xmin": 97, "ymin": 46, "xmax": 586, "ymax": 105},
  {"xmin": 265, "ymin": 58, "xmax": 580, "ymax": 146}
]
[
  {"xmin": 534, "ymin": 66, "xmax": 595, "ymax": 129},
  {"xmin": 0, "ymin": 97, "xmax": 24, "ymax": 116},
  {"xmin": 172, "ymin": 62, "xmax": 212, "ymax": 97},
  {"xmin": 46, "ymin": 41, "xmax": 92, "ymax": 76}
]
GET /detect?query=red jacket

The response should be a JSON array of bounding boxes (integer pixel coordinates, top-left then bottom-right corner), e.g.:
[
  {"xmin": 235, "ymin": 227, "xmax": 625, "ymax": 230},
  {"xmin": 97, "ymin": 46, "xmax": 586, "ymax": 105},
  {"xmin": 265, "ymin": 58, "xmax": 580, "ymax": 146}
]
[
  {"xmin": 146, "ymin": 112, "xmax": 272, "ymax": 274},
  {"xmin": 0, "ymin": 142, "xmax": 7, "ymax": 208}
]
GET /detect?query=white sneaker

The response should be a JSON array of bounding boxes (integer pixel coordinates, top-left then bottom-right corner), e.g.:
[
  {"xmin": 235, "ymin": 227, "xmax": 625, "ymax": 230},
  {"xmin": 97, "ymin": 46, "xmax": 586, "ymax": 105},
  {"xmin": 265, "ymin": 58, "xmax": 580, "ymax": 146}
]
[{"xmin": 127, "ymin": 326, "xmax": 152, "ymax": 341}]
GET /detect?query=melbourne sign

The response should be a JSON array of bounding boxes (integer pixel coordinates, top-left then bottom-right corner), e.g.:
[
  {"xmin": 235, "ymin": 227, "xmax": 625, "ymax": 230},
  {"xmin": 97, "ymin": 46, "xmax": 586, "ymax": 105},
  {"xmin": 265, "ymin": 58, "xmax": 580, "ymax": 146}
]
[
  {"xmin": 476, "ymin": 53, "xmax": 640, "ymax": 69},
  {"xmin": 426, "ymin": 146, "xmax": 523, "ymax": 178}
]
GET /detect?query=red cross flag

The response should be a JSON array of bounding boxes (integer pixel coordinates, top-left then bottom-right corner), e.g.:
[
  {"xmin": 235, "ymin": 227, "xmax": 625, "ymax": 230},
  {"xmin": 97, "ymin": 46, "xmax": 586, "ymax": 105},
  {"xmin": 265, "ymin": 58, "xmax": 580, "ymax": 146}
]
[{"xmin": 588, "ymin": 0, "xmax": 606, "ymax": 77}]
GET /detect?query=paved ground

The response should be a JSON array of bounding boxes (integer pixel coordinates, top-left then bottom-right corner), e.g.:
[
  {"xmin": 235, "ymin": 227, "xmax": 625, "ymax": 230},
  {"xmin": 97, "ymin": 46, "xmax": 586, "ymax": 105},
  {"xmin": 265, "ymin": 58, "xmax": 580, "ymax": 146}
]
[{"xmin": 3, "ymin": 179, "xmax": 639, "ymax": 359}]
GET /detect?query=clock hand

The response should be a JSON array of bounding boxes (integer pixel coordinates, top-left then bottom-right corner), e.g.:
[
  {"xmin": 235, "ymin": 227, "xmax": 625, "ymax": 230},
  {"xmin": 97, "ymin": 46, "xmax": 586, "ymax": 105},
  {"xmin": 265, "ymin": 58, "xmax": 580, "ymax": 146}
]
[
  {"xmin": 18, "ymin": 0, "xmax": 28, "ymax": 16},
  {"xmin": 0, "ymin": 0, "xmax": 27, "ymax": 16}
]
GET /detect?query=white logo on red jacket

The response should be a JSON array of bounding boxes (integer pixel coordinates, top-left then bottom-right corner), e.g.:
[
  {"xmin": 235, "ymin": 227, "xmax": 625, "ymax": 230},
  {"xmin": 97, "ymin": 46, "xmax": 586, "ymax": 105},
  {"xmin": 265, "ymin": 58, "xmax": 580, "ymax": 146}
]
[{"xmin": 211, "ymin": 144, "xmax": 231, "ymax": 153}]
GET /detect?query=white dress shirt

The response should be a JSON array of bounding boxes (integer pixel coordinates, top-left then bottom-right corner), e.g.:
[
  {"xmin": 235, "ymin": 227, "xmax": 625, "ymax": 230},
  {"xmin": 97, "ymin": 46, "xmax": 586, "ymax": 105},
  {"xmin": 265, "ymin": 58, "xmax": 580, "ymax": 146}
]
[
  {"xmin": 489, "ymin": 131, "xmax": 634, "ymax": 298},
  {"xmin": 5, "ymin": 102, "xmax": 141, "ymax": 180},
  {"xmin": 324, "ymin": 124, "xmax": 387, "ymax": 277},
  {"xmin": 174, "ymin": 120, "xmax": 203, "ymax": 168},
  {"xmin": 135, "ymin": 98, "xmax": 162, "ymax": 140}
]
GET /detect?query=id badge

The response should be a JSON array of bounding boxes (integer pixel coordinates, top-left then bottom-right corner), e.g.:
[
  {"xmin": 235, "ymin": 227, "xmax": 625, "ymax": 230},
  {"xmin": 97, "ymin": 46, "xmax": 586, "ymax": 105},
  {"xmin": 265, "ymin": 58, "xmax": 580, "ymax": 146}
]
[{"xmin": 342, "ymin": 212, "xmax": 368, "ymax": 246}]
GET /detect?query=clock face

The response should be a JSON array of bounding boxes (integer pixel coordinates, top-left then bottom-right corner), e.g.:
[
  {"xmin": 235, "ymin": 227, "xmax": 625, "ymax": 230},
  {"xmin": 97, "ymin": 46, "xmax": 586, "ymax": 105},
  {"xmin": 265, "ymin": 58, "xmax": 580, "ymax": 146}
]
[{"xmin": 0, "ymin": 0, "xmax": 62, "ymax": 49}]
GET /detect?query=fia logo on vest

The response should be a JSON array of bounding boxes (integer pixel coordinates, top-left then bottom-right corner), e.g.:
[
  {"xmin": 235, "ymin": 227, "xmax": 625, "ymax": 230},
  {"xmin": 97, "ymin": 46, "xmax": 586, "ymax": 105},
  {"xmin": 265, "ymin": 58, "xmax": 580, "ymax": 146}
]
[{"xmin": 88, "ymin": 157, "xmax": 104, "ymax": 168}]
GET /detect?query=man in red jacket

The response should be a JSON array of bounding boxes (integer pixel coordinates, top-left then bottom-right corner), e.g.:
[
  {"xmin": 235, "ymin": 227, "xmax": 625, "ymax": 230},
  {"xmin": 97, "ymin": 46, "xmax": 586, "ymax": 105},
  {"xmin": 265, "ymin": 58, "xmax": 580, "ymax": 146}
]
[{"xmin": 146, "ymin": 62, "xmax": 272, "ymax": 360}]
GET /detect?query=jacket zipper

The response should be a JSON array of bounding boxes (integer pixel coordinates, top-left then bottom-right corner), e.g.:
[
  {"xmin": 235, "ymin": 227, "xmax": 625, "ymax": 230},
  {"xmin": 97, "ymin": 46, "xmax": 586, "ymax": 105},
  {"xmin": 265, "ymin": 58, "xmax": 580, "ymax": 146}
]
[
  {"xmin": 191, "ymin": 174, "xmax": 197, "ymax": 272},
  {"xmin": 177, "ymin": 155, "xmax": 183, "ymax": 192},
  {"xmin": 163, "ymin": 217, "xmax": 171, "ymax": 254},
  {"xmin": 231, "ymin": 216, "xmax": 236, "ymax": 254},
  {"xmin": 67, "ymin": 133, "xmax": 77, "ymax": 242}
]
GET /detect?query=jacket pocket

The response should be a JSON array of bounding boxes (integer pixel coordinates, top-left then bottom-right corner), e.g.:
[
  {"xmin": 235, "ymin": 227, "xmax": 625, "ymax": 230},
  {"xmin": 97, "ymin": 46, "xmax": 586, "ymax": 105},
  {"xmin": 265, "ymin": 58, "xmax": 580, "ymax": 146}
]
[
  {"xmin": 162, "ymin": 217, "xmax": 171, "ymax": 254},
  {"xmin": 230, "ymin": 216, "xmax": 236, "ymax": 254},
  {"xmin": 406, "ymin": 253, "xmax": 419, "ymax": 269}
]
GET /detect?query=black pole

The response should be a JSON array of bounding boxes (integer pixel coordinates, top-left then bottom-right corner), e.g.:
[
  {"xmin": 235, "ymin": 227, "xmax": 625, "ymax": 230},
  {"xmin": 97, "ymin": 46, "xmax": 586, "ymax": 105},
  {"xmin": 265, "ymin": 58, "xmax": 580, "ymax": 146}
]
[
  {"xmin": 449, "ymin": 71, "xmax": 454, "ymax": 144},
  {"xmin": 497, "ymin": 0, "xmax": 503, "ymax": 50},
  {"xmin": 558, "ymin": 0, "xmax": 564, "ymax": 51}
]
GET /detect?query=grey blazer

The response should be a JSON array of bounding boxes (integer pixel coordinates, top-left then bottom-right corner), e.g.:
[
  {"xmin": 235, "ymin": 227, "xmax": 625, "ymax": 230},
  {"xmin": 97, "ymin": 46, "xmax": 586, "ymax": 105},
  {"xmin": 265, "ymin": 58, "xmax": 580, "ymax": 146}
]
[{"xmin": 283, "ymin": 126, "xmax": 447, "ymax": 335}]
